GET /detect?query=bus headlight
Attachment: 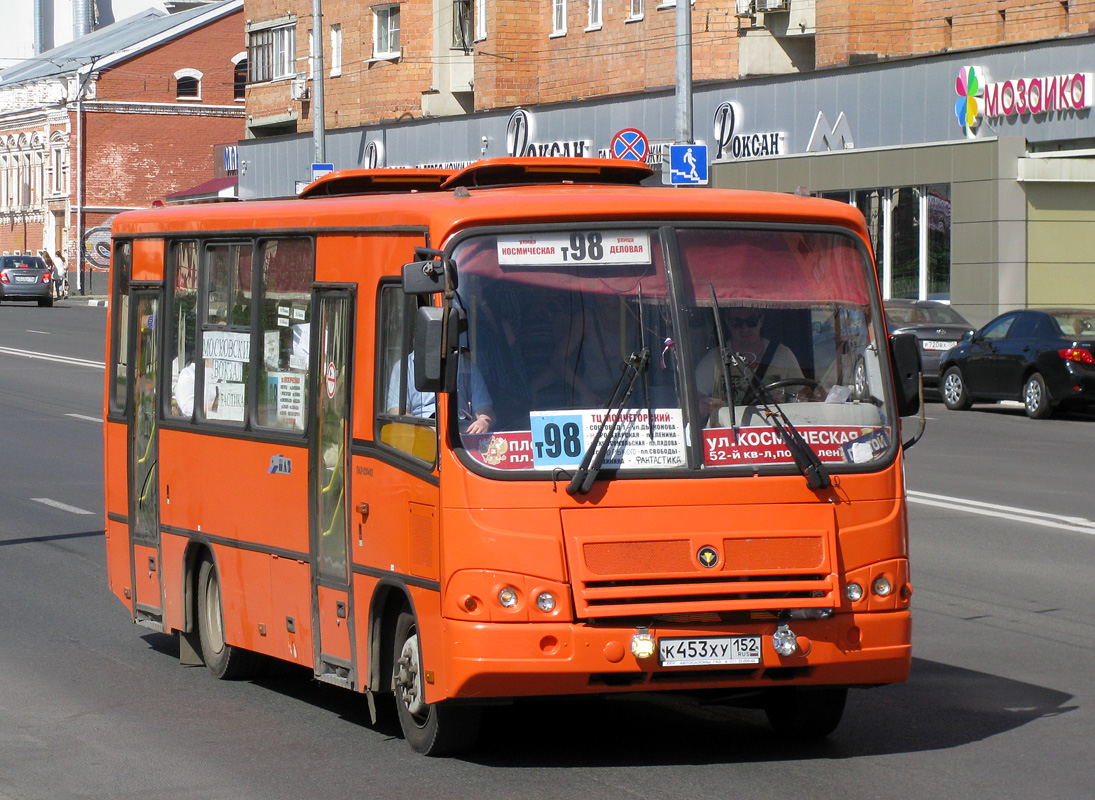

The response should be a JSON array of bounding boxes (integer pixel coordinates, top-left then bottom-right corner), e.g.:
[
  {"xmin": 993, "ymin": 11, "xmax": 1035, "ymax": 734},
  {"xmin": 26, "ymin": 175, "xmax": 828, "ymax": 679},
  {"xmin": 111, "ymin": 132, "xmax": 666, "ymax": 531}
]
[
  {"xmin": 536, "ymin": 592, "xmax": 556, "ymax": 613},
  {"xmin": 845, "ymin": 582, "xmax": 864, "ymax": 602},
  {"xmin": 873, "ymin": 576, "xmax": 893, "ymax": 597},
  {"xmin": 498, "ymin": 587, "xmax": 518, "ymax": 608}
]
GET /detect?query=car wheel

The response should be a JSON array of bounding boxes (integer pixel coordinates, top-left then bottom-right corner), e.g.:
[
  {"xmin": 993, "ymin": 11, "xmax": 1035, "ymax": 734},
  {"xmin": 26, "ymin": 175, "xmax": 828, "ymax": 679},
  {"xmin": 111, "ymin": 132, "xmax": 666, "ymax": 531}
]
[
  {"xmin": 941, "ymin": 367, "xmax": 972, "ymax": 410},
  {"xmin": 392, "ymin": 609, "xmax": 481, "ymax": 756},
  {"xmin": 39, "ymin": 296, "xmax": 54, "ymax": 308},
  {"xmin": 1023, "ymin": 372, "xmax": 1053, "ymax": 419}
]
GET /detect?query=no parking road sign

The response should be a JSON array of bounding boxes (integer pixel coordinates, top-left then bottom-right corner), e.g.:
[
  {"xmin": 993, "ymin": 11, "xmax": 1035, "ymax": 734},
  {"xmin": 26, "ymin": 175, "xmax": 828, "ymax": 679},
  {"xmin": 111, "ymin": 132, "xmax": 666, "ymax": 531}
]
[{"xmin": 611, "ymin": 128, "xmax": 650, "ymax": 162}]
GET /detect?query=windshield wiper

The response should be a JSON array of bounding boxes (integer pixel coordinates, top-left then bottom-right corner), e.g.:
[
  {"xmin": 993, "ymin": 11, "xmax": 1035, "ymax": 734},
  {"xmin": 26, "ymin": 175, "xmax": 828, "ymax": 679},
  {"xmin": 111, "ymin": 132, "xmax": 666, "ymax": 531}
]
[
  {"xmin": 731, "ymin": 353, "xmax": 832, "ymax": 491},
  {"xmin": 566, "ymin": 348, "xmax": 650, "ymax": 496}
]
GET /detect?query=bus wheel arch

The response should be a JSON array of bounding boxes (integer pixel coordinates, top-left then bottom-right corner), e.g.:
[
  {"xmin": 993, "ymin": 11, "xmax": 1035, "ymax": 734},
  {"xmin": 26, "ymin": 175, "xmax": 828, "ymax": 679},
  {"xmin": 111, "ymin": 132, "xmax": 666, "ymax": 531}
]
[{"xmin": 194, "ymin": 551, "xmax": 261, "ymax": 680}]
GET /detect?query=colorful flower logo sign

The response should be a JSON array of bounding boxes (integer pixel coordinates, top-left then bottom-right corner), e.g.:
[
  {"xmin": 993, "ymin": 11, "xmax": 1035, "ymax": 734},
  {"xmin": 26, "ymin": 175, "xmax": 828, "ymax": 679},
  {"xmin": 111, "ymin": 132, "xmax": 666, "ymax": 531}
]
[{"xmin": 955, "ymin": 66, "xmax": 986, "ymax": 138}]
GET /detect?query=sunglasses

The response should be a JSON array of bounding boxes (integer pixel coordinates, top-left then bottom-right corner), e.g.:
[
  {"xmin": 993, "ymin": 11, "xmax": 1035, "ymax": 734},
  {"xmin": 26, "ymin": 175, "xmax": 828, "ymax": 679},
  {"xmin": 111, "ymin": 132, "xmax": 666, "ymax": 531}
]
[{"xmin": 728, "ymin": 314, "xmax": 761, "ymax": 330}]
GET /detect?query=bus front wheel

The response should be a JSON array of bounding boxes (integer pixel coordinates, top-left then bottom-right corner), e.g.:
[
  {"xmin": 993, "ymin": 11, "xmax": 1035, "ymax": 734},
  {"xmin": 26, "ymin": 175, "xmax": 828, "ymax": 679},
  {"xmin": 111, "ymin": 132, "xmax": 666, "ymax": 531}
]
[
  {"xmin": 196, "ymin": 556, "xmax": 260, "ymax": 680},
  {"xmin": 392, "ymin": 610, "xmax": 481, "ymax": 756},
  {"xmin": 763, "ymin": 686, "xmax": 847, "ymax": 740}
]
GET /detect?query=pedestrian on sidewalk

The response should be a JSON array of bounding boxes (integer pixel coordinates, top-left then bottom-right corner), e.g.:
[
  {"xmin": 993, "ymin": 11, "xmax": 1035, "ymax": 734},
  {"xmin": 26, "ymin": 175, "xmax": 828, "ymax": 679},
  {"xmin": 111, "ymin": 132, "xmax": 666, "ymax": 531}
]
[{"xmin": 53, "ymin": 251, "xmax": 68, "ymax": 299}]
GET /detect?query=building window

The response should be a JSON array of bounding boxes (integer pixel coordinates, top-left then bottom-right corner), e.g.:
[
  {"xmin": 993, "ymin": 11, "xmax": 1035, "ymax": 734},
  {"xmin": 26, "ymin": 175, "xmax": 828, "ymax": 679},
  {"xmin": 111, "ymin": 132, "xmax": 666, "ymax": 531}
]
[
  {"xmin": 175, "ymin": 69, "xmax": 202, "ymax": 100},
  {"xmin": 248, "ymin": 23, "xmax": 296, "ymax": 83},
  {"xmin": 629, "ymin": 0, "xmax": 644, "ymax": 20},
  {"xmin": 475, "ymin": 0, "xmax": 486, "ymax": 40},
  {"xmin": 552, "ymin": 0, "xmax": 566, "ymax": 35},
  {"xmin": 373, "ymin": 5, "xmax": 400, "ymax": 59},
  {"xmin": 50, "ymin": 145, "xmax": 66, "ymax": 195},
  {"xmin": 587, "ymin": 0, "xmax": 601, "ymax": 29},
  {"xmin": 453, "ymin": 0, "xmax": 473, "ymax": 50},
  {"xmin": 330, "ymin": 23, "xmax": 342, "ymax": 76},
  {"xmin": 232, "ymin": 54, "xmax": 247, "ymax": 99}
]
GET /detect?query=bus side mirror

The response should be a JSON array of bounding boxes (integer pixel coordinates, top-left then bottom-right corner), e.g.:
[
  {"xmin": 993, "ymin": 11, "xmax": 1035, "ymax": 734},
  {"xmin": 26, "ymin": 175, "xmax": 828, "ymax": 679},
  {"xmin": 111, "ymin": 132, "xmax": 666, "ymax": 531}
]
[
  {"xmin": 889, "ymin": 332, "xmax": 921, "ymax": 417},
  {"xmin": 402, "ymin": 249, "xmax": 457, "ymax": 295},
  {"xmin": 413, "ymin": 306, "xmax": 462, "ymax": 394}
]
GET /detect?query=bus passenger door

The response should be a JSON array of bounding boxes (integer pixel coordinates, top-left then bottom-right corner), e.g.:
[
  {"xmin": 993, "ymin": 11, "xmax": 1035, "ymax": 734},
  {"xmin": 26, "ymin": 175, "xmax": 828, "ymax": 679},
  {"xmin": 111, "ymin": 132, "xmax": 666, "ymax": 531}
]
[
  {"xmin": 128, "ymin": 290, "xmax": 164, "ymax": 628},
  {"xmin": 310, "ymin": 291, "xmax": 355, "ymax": 687}
]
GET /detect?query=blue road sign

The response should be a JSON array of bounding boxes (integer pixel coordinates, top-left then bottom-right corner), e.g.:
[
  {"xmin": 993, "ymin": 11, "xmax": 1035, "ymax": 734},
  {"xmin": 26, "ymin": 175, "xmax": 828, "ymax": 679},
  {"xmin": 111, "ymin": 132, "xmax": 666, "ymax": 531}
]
[
  {"xmin": 611, "ymin": 128, "xmax": 649, "ymax": 162},
  {"xmin": 311, "ymin": 162, "xmax": 334, "ymax": 182},
  {"xmin": 667, "ymin": 144, "xmax": 708, "ymax": 185}
]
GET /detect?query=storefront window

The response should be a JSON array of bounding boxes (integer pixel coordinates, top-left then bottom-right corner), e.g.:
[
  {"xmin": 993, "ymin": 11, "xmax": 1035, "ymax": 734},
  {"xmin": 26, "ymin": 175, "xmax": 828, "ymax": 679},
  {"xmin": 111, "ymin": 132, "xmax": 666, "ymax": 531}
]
[
  {"xmin": 889, "ymin": 187, "xmax": 920, "ymax": 299},
  {"xmin": 926, "ymin": 184, "xmax": 951, "ymax": 301}
]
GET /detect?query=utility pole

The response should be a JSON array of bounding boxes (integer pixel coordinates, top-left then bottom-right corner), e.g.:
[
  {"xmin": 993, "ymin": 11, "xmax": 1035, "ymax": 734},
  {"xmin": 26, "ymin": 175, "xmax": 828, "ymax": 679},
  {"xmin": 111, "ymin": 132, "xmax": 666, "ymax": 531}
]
[
  {"xmin": 674, "ymin": 0, "xmax": 693, "ymax": 145},
  {"xmin": 312, "ymin": 0, "xmax": 326, "ymax": 164}
]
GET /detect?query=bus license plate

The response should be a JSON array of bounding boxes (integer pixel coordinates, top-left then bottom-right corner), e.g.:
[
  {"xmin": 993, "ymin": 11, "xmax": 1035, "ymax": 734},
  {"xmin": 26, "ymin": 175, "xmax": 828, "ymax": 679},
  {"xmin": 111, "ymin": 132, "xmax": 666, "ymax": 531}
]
[{"xmin": 659, "ymin": 636, "xmax": 762, "ymax": 667}]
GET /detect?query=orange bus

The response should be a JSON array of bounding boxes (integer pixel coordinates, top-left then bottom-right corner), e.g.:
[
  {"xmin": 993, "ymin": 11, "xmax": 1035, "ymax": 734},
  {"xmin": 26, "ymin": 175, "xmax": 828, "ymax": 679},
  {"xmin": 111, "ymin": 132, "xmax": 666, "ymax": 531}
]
[{"xmin": 105, "ymin": 158, "xmax": 921, "ymax": 755}]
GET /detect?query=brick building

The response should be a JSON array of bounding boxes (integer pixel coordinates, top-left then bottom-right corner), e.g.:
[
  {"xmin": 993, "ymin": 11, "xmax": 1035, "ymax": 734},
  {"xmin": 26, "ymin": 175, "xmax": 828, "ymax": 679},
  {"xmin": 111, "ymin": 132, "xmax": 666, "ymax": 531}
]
[
  {"xmin": 236, "ymin": 0, "xmax": 1095, "ymax": 323},
  {"xmin": 0, "ymin": 0, "xmax": 244, "ymax": 293}
]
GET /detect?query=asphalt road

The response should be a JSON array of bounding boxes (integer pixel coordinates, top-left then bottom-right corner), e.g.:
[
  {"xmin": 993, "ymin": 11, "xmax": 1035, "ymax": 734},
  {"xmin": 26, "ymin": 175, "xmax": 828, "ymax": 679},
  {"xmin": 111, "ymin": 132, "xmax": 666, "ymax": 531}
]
[{"xmin": 1, "ymin": 301, "xmax": 1092, "ymax": 798}]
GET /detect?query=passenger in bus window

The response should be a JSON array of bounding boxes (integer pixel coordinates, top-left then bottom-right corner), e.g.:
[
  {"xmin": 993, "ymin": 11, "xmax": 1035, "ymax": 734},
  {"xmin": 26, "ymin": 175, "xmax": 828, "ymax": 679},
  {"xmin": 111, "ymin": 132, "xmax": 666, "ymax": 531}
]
[
  {"xmin": 695, "ymin": 307, "xmax": 806, "ymax": 423},
  {"xmin": 387, "ymin": 351, "xmax": 495, "ymax": 434}
]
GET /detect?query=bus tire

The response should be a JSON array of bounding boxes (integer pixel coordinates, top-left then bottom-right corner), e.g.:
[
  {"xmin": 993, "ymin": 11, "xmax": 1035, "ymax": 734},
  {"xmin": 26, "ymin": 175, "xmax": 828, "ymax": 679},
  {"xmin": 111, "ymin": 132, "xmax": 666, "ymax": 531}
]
[
  {"xmin": 196, "ymin": 556, "xmax": 260, "ymax": 680},
  {"xmin": 392, "ymin": 610, "xmax": 481, "ymax": 756},
  {"xmin": 763, "ymin": 686, "xmax": 847, "ymax": 740}
]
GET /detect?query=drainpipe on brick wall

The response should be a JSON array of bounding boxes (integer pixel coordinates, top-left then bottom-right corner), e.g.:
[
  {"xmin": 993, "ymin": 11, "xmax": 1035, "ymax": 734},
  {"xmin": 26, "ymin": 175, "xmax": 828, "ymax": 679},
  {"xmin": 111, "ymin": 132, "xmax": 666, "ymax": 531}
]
[{"xmin": 74, "ymin": 61, "xmax": 97, "ymax": 295}]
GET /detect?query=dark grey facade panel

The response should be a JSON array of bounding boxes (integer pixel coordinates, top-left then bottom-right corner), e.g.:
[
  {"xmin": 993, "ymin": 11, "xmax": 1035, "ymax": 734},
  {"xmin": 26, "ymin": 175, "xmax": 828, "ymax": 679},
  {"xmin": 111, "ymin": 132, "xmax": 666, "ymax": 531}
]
[{"xmin": 240, "ymin": 36, "xmax": 1094, "ymax": 200}]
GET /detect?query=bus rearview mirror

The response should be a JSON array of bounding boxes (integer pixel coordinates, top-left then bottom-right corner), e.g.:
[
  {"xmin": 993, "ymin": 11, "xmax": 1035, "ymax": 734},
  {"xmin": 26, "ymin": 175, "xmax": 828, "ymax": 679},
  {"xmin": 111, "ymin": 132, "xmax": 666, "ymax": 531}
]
[
  {"xmin": 402, "ymin": 251, "xmax": 457, "ymax": 295},
  {"xmin": 413, "ymin": 306, "xmax": 461, "ymax": 394},
  {"xmin": 888, "ymin": 332, "xmax": 921, "ymax": 417}
]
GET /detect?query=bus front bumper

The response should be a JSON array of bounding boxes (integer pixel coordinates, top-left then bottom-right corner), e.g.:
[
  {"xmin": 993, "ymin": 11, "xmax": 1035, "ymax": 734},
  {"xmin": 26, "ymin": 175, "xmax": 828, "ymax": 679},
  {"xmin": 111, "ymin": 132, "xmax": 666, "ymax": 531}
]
[{"xmin": 438, "ymin": 611, "xmax": 911, "ymax": 701}]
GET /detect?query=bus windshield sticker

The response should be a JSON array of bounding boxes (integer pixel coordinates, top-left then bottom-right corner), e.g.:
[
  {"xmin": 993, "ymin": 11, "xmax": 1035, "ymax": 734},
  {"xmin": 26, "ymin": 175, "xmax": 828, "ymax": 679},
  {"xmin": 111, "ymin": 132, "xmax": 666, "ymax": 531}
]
[
  {"xmin": 703, "ymin": 425, "xmax": 887, "ymax": 467},
  {"xmin": 497, "ymin": 231, "xmax": 652, "ymax": 267},
  {"xmin": 528, "ymin": 408, "xmax": 686, "ymax": 470}
]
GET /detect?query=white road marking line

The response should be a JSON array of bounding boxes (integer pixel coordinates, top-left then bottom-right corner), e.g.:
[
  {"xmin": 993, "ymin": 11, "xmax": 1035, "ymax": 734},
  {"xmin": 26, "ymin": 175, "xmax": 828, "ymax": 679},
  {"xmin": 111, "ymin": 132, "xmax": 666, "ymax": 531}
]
[
  {"xmin": 31, "ymin": 498, "xmax": 94, "ymax": 516},
  {"xmin": 65, "ymin": 413, "xmax": 103, "ymax": 423},
  {"xmin": 907, "ymin": 489, "xmax": 1095, "ymax": 535},
  {"xmin": 26, "ymin": 329, "xmax": 51, "ymax": 335},
  {"xmin": 0, "ymin": 345, "xmax": 104, "ymax": 369}
]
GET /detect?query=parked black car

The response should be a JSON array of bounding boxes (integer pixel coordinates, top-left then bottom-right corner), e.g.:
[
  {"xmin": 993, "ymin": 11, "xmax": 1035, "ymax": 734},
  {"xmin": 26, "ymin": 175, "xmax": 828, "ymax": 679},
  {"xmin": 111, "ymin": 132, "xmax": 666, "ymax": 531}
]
[
  {"xmin": 0, "ymin": 255, "xmax": 53, "ymax": 307},
  {"xmin": 939, "ymin": 307, "xmax": 1095, "ymax": 418},
  {"xmin": 884, "ymin": 299, "xmax": 975, "ymax": 387}
]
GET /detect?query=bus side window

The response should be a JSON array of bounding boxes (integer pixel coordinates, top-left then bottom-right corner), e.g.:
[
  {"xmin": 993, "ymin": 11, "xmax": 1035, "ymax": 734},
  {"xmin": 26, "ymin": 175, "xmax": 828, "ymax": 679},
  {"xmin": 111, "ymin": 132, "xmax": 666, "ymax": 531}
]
[
  {"xmin": 167, "ymin": 241, "xmax": 198, "ymax": 420},
  {"xmin": 201, "ymin": 243, "xmax": 253, "ymax": 424},
  {"xmin": 376, "ymin": 284, "xmax": 437, "ymax": 464},
  {"xmin": 255, "ymin": 239, "xmax": 312, "ymax": 431}
]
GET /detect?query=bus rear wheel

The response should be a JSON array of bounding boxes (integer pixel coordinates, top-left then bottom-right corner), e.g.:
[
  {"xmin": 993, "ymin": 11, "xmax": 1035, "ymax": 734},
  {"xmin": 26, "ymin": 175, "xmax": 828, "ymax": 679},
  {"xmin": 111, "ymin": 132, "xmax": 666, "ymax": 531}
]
[
  {"xmin": 392, "ymin": 610, "xmax": 481, "ymax": 756},
  {"xmin": 763, "ymin": 686, "xmax": 847, "ymax": 740},
  {"xmin": 196, "ymin": 556, "xmax": 260, "ymax": 680}
]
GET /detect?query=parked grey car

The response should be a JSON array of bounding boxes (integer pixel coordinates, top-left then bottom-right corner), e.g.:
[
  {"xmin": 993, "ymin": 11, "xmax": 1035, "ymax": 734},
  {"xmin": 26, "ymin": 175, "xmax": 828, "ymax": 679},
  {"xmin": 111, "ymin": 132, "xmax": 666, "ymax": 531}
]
[
  {"xmin": 884, "ymin": 299, "xmax": 974, "ymax": 387},
  {"xmin": 0, "ymin": 255, "xmax": 53, "ymax": 307}
]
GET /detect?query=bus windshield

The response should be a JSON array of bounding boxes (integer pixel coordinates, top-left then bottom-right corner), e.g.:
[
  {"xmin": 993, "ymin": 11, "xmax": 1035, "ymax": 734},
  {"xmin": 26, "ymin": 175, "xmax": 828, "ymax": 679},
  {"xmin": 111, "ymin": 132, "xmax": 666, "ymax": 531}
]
[{"xmin": 451, "ymin": 224, "xmax": 891, "ymax": 475}]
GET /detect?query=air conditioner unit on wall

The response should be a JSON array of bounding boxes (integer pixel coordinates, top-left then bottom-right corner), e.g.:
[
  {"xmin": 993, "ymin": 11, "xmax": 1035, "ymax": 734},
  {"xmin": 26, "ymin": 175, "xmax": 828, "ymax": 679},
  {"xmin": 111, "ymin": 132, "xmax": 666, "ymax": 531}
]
[
  {"xmin": 757, "ymin": 0, "xmax": 789, "ymax": 11},
  {"xmin": 289, "ymin": 79, "xmax": 309, "ymax": 101}
]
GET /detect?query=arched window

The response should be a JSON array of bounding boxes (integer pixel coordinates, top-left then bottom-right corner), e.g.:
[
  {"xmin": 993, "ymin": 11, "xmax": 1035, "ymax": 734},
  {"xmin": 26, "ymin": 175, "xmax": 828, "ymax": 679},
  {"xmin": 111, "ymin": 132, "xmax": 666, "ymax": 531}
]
[
  {"xmin": 231, "ymin": 52, "xmax": 247, "ymax": 101},
  {"xmin": 174, "ymin": 68, "xmax": 203, "ymax": 101}
]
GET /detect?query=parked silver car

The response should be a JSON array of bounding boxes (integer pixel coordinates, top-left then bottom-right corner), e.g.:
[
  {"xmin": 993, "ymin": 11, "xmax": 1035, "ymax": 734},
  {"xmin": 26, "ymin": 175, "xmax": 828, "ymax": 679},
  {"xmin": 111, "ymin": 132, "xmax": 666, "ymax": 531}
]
[
  {"xmin": 884, "ymin": 299, "xmax": 974, "ymax": 386},
  {"xmin": 0, "ymin": 255, "xmax": 54, "ymax": 307}
]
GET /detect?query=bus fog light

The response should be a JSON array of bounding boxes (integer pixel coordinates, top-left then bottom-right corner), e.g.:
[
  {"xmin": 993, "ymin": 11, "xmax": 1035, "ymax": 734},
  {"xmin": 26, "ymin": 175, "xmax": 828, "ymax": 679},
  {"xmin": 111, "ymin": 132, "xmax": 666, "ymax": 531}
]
[
  {"xmin": 498, "ymin": 587, "xmax": 518, "ymax": 608},
  {"xmin": 873, "ymin": 576, "xmax": 893, "ymax": 597},
  {"xmin": 536, "ymin": 592, "xmax": 556, "ymax": 613},
  {"xmin": 772, "ymin": 624, "xmax": 798, "ymax": 656},
  {"xmin": 845, "ymin": 582, "xmax": 864, "ymax": 602},
  {"xmin": 630, "ymin": 630, "xmax": 656, "ymax": 660}
]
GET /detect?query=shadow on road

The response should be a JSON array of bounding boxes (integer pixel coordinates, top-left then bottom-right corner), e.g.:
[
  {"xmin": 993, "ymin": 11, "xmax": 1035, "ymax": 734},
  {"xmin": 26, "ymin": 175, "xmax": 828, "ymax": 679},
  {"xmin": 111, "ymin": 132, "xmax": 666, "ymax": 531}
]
[{"xmin": 138, "ymin": 633, "xmax": 1075, "ymax": 766}]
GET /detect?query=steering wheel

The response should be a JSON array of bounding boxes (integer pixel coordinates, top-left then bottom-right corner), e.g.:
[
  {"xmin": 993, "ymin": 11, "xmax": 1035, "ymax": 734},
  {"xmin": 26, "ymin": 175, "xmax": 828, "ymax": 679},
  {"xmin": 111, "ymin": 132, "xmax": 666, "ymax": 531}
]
[{"xmin": 759, "ymin": 378, "xmax": 821, "ymax": 402}]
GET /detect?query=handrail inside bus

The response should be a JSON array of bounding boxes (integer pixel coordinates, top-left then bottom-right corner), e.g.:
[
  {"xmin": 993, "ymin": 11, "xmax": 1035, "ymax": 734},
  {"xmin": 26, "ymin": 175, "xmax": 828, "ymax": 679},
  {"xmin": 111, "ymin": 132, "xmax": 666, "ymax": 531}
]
[
  {"xmin": 442, "ymin": 157, "xmax": 653, "ymax": 189},
  {"xmin": 298, "ymin": 168, "xmax": 455, "ymax": 198}
]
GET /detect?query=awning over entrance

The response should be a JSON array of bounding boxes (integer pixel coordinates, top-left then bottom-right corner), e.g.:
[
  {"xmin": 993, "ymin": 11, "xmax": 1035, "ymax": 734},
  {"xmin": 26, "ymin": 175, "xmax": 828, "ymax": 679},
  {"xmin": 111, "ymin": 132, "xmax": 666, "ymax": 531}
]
[{"xmin": 164, "ymin": 176, "xmax": 238, "ymax": 204}]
